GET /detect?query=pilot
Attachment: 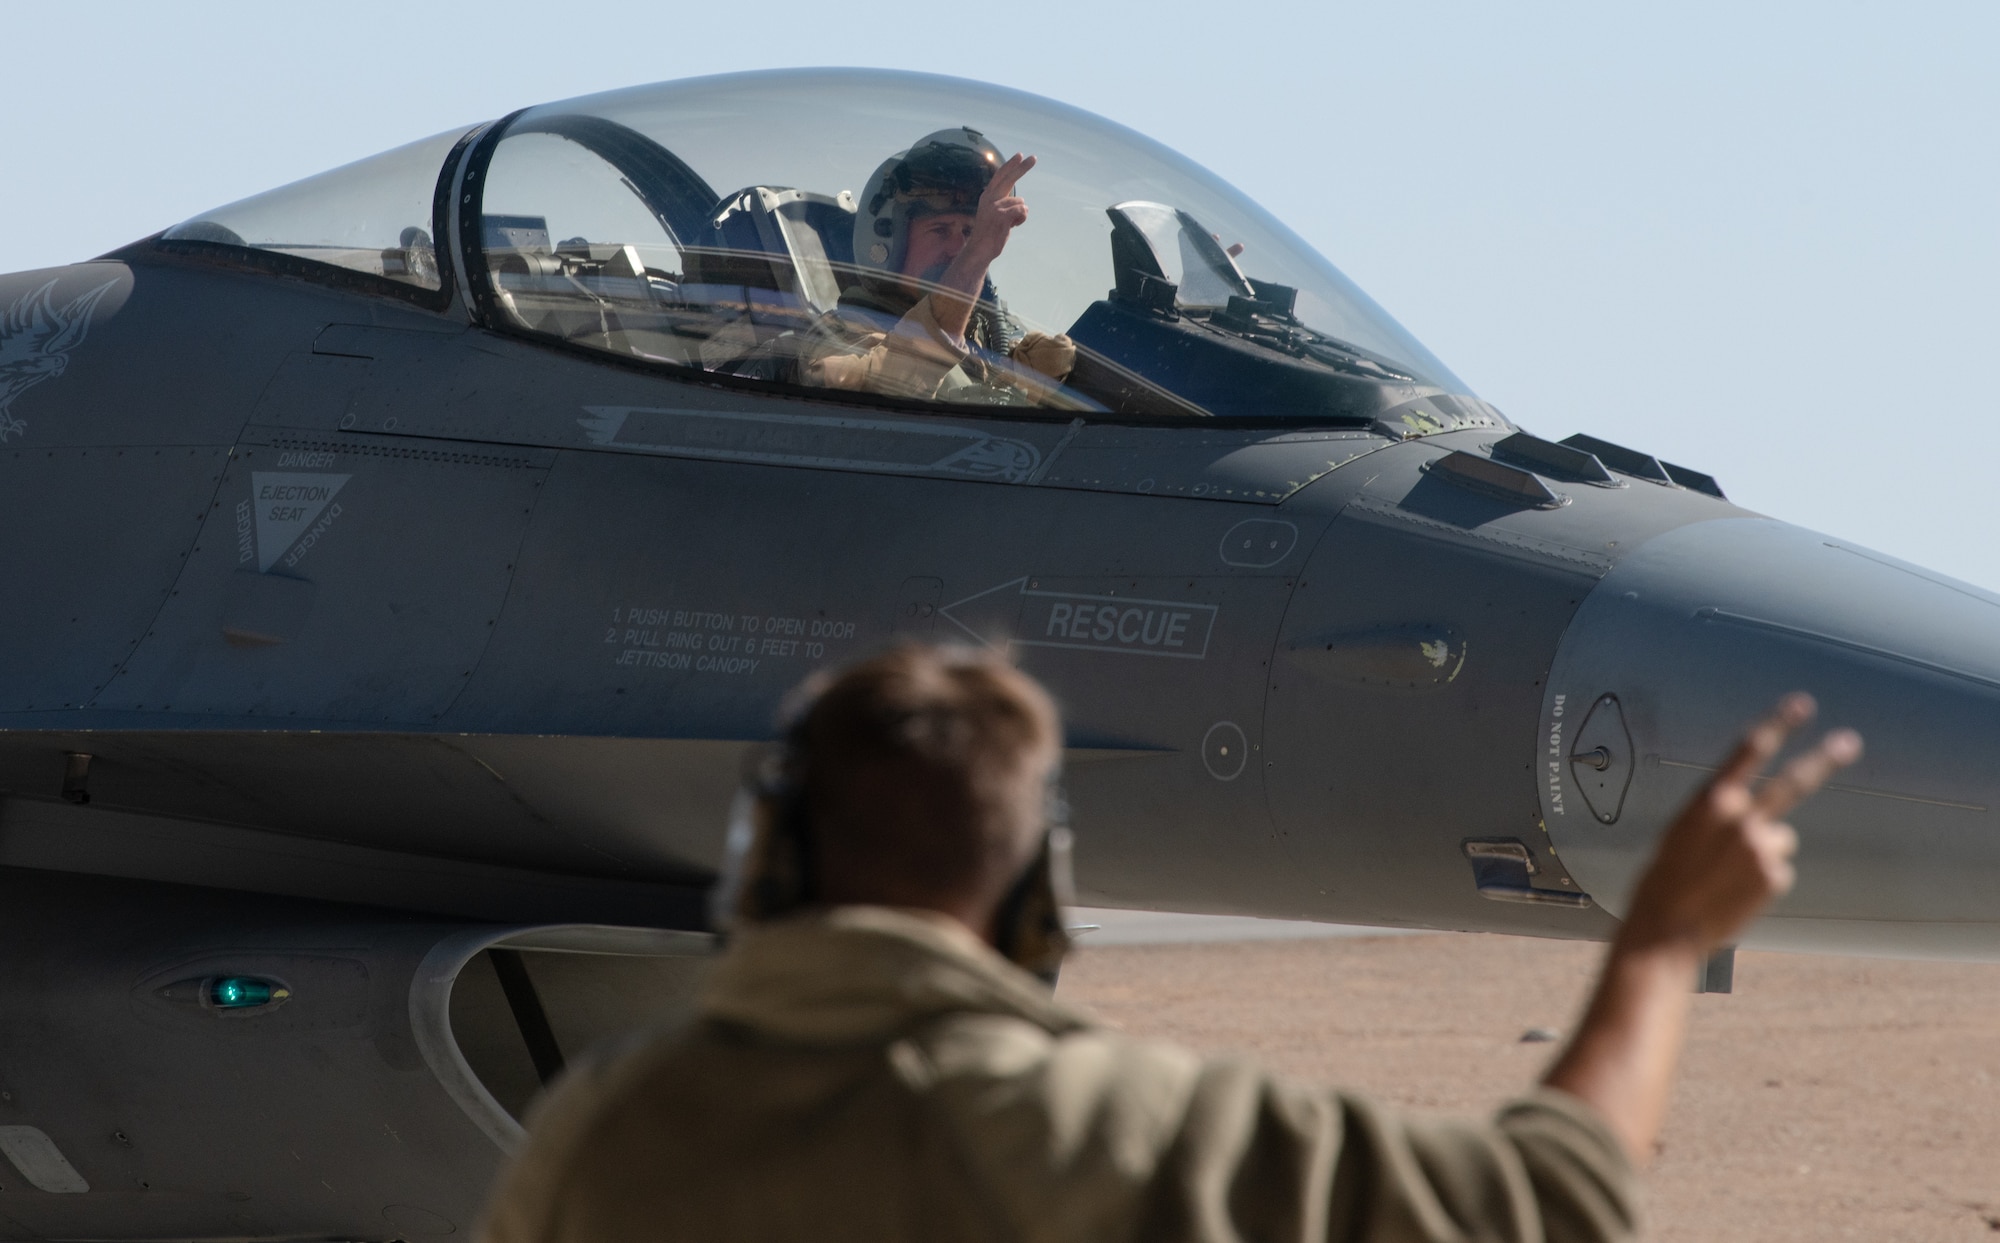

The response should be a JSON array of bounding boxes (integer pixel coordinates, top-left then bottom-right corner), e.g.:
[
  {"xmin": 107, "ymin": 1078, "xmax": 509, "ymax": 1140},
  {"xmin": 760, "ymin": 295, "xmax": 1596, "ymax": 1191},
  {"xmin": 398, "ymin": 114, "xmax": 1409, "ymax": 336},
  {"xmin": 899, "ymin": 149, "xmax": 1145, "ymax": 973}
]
[
  {"xmin": 803, "ymin": 128, "xmax": 1076, "ymax": 403},
  {"xmin": 478, "ymin": 644, "xmax": 1858, "ymax": 1243}
]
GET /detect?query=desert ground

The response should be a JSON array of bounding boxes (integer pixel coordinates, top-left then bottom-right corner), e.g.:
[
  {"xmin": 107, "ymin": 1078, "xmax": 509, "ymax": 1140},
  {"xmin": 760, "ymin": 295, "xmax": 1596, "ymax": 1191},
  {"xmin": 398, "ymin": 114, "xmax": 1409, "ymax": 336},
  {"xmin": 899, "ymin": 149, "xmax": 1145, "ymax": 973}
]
[{"xmin": 1056, "ymin": 928, "xmax": 2000, "ymax": 1241}]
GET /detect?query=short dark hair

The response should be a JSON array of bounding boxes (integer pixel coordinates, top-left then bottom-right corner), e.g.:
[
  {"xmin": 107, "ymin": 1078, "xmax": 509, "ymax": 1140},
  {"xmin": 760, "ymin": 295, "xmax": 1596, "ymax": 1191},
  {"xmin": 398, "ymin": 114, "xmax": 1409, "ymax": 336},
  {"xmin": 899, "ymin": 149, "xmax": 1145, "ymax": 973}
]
[{"xmin": 786, "ymin": 644, "xmax": 1061, "ymax": 909}]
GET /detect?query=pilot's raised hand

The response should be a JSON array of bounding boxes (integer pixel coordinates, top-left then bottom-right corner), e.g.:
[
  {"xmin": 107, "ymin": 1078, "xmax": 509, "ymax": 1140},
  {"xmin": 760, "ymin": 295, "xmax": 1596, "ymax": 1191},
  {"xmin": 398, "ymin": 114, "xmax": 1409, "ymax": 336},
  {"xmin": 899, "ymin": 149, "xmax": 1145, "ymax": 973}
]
[
  {"xmin": 965, "ymin": 153, "xmax": 1036, "ymax": 265},
  {"xmin": 930, "ymin": 154, "xmax": 1037, "ymax": 345}
]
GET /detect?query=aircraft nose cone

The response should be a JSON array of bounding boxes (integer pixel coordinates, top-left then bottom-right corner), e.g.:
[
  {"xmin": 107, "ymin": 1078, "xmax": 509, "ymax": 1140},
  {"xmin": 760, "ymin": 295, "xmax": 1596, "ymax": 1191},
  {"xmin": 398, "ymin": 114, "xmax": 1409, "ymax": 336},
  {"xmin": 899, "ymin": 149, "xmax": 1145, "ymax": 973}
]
[{"xmin": 1544, "ymin": 517, "xmax": 2000, "ymax": 959}]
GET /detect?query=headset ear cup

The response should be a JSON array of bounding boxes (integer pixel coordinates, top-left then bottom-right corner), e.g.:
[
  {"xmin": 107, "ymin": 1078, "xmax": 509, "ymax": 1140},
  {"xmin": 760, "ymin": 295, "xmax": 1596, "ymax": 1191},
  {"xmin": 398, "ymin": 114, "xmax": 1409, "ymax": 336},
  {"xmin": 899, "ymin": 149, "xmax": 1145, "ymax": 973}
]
[
  {"xmin": 713, "ymin": 746, "xmax": 817, "ymax": 931},
  {"xmin": 992, "ymin": 825, "xmax": 1074, "ymax": 983},
  {"xmin": 737, "ymin": 782, "xmax": 813, "ymax": 923}
]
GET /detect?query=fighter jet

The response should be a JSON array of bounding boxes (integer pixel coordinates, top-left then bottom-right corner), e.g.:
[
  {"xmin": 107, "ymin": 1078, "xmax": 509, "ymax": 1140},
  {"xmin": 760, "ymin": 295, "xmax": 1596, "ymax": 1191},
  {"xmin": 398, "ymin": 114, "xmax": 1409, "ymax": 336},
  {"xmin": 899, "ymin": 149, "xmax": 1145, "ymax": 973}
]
[{"xmin": 0, "ymin": 67, "xmax": 1993, "ymax": 1237}]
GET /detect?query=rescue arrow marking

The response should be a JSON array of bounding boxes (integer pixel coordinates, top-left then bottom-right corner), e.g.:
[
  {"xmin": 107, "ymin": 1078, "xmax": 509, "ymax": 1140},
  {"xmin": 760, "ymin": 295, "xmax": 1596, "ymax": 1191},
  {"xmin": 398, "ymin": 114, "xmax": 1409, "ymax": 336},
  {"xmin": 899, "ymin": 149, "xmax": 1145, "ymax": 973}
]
[{"xmin": 940, "ymin": 577, "xmax": 1218, "ymax": 660}]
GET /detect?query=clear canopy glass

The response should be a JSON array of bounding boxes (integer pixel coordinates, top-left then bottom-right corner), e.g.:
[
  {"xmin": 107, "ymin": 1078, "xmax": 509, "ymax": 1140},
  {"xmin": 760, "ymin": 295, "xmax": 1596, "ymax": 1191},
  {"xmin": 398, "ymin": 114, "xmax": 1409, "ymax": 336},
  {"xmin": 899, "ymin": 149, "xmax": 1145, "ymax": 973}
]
[
  {"xmin": 164, "ymin": 127, "xmax": 469, "ymax": 292},
  {"xmin": 476, "ymin": 70, "xmax": 1466, "ymax": 417},
  {"xmin": 163, "ymin": 70, "xmax": 1469, "ymax": 419}
]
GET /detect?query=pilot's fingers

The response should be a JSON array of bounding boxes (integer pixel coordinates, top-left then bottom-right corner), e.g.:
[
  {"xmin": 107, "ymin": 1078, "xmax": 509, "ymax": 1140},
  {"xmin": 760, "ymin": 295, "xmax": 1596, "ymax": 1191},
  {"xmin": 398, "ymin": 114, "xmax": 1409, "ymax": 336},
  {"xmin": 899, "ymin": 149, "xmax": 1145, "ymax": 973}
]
[
  {"xmin": 1714, "ymin": 692, "xmax": 1816, "ymax": 790},
  {"xmin": 988, "ymin": 154, "xmax": 1035, "ymax": 199},
  {"xmin": 983, "ymin": 157, "xmax": 1024, "ymax": 200},
  {"xmin": 1754, "ymin": 728, "xmax": 1862, "ymax": 820}
]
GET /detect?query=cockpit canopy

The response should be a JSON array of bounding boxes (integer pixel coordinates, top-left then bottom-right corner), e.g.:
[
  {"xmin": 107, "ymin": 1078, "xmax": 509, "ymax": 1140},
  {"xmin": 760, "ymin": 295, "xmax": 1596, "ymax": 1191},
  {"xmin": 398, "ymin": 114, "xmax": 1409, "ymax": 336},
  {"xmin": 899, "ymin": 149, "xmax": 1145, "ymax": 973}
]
[
  {"xmin": 164, "ymin": 127, "xmax": 464, "ymax": 294},
  {"xmin": 164, "ymin": 70, "xmax": 1479, "ymax": 424}
]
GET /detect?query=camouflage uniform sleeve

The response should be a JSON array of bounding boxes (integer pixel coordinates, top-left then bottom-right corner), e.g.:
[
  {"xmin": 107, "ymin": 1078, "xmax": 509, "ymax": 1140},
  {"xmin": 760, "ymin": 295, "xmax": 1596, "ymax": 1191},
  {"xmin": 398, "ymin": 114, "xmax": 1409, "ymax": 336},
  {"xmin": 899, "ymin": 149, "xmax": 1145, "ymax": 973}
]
[{"xmin": 913, "ymin": 1020, "xmax": 1639, "ymax": 1243}]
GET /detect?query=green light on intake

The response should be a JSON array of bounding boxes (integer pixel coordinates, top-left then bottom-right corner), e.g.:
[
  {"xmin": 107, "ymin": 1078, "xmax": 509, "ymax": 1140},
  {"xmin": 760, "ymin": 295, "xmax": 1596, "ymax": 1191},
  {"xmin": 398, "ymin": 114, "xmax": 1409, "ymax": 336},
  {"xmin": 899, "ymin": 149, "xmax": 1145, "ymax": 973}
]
[{"xmin": 205, "ymin": 977, "xmax": 290, "ymax": 1009}]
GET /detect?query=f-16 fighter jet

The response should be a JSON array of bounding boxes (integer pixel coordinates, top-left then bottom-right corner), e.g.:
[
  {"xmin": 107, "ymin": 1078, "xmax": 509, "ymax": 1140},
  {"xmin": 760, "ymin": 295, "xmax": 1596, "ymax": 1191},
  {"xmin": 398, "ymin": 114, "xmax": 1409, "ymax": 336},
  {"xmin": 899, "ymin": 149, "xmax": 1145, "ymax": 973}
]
[{"xmin": 0, "ymin": 69, "xmax": 1990, "ymax": 1239}]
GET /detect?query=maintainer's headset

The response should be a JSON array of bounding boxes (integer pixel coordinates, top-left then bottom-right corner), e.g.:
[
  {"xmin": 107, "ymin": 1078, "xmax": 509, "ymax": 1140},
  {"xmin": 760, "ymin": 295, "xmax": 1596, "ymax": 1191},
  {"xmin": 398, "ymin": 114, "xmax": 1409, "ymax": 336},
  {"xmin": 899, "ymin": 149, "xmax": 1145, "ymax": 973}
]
[{"xmin": 710, "ymin": 715, "xmax": 1074, "ymax": 982}]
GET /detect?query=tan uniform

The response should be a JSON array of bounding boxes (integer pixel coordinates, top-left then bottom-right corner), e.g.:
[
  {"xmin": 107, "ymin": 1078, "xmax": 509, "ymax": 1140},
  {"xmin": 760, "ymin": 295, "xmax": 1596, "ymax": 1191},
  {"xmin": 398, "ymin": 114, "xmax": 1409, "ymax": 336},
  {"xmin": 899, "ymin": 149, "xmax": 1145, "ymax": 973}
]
[
  {"xmin": 803, "ymin": 291, "xmax": 1077, "ymax": 406},
  {"xmin": 806, "ymin": 293, "xmax": 978, "ymax": 401},
  {"xmin": 480, "ymin": 907, "xmax": 1641, "ymax": 1243}
]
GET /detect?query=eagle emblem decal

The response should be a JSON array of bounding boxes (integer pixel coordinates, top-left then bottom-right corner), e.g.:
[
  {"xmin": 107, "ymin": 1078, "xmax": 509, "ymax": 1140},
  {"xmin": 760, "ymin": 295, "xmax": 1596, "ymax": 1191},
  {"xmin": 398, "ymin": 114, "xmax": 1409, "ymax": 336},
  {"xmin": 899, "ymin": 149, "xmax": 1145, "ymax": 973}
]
[{"xmin": 0, "ymin": 278, "xmax": 119, "ymax": 443}]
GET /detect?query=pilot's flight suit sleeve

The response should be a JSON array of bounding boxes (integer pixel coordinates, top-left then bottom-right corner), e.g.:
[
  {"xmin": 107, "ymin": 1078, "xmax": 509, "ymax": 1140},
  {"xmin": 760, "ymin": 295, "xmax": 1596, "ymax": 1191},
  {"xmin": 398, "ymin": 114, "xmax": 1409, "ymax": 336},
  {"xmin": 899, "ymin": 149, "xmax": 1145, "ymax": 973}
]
[
  {"xmin": 807, "ymin": 295, "xmax": 969, "ymax": 400},
  {"xmin": 908, "ymin": 1016, "xmax": 1641, "ymax": 1243}
]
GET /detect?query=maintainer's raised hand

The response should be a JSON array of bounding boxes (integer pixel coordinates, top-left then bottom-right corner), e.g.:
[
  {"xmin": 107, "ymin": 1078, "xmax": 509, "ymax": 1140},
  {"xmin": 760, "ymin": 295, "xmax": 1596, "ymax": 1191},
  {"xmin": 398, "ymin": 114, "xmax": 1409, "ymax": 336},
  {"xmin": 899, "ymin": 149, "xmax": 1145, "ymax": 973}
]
[
  {"xmin": 1544, "ymin": 692, "xmax": 1863, "ymax": 1165},
  {"xmin": 1619, "ymin": 692, "xmax": 1863, "ymax": 955}
]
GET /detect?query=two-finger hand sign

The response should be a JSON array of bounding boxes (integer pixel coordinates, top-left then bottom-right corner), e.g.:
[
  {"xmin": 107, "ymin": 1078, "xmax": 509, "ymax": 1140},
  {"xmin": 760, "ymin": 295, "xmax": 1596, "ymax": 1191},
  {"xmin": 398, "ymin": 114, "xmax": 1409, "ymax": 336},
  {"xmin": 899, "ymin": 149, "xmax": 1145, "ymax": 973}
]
[
  {"xmin": 984, "ymin": 153, "xmax": 1036, "ymax": 205},
  {"xmin": 972, "ymin": 154, "xmax": 1035, "ymax": 251},
  {"xmin": 1736, "ymin": 695, "xmax": 1864, "ymax": 822},
  {"xmin": 1623, "ymin": 693, "xmax": 1862, "ymax": 952}
]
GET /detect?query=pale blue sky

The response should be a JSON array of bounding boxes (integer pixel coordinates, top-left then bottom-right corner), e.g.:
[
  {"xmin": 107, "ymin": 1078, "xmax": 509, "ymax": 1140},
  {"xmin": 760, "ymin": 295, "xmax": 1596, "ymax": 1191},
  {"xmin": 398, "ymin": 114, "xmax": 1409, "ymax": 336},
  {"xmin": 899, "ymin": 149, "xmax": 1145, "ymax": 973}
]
[{"xmin": 7, "ymin": 2, "xmax": 1995, "ymax": 587}]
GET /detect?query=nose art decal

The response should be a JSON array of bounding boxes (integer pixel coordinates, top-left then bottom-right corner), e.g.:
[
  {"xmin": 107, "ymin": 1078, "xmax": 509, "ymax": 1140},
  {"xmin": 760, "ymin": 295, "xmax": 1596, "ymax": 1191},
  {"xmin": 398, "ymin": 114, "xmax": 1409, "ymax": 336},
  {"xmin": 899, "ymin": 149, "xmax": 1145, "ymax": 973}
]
[{"xmin": 0, "ymin": 278, "xmax": 118, "ymax": 443}]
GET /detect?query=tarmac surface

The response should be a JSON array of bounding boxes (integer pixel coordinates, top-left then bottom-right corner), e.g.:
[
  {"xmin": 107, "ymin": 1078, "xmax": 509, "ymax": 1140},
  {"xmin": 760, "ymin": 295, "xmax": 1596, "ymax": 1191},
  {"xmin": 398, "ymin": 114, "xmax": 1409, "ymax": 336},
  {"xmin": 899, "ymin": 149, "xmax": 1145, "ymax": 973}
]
[{"xmin": 1056, "ymin": 928, "xmax": 2000, "ymax": 1241}]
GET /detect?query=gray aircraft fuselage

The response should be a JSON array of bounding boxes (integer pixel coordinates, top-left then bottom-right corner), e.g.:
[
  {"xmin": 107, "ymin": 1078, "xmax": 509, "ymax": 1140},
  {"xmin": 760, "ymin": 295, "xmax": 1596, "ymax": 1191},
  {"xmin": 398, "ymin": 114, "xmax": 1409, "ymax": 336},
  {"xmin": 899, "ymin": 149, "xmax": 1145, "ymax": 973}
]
[
  {"xmin": 1, "ymin": 254, "xmax": 1668, "ymax": 939},
  {"xmin": 2, "ymin": 70, "xmax": 1998, "ymax": 1241}
]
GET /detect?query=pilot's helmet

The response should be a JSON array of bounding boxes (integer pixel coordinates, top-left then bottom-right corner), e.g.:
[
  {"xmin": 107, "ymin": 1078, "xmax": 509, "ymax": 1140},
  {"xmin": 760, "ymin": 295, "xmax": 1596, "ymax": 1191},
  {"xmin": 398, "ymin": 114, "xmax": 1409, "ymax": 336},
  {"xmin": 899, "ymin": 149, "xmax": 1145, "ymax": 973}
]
[{"xmin": 855, "ymin": 127, "xmax": 1003, "ymax": 282}]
